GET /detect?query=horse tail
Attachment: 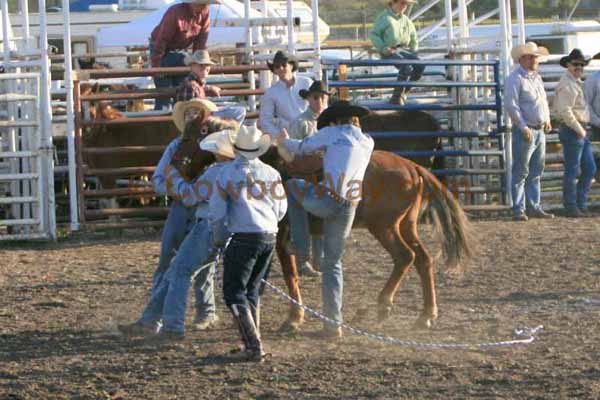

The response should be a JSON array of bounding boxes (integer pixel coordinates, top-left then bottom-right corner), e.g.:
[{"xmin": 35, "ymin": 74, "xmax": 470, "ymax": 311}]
[{"xmin": 417, "ymin": 165, "xmax": 474, "ymax": 272}]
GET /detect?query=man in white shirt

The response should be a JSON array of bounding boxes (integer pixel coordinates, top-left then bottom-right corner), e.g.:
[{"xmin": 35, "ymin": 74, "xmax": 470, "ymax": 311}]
[{"xmin": 259, "ymin": 51, "xmax": 312, "ymax": 140}]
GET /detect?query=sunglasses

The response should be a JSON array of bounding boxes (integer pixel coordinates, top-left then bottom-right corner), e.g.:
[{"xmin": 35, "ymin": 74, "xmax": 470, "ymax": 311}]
[
  {"xmin": 272, "ymin": 63, "xmax": 287, "ymax": 70},
  {"xmin": 571, "ymin": 62, "xmax": 586, "ymax": 67}
]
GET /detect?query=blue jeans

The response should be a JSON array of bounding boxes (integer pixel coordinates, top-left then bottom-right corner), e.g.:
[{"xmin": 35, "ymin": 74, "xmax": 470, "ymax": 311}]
[
  {"xmin": 288, "ymin": 207, "xmax": 324, "ymax": 266},
  {"xmin": 222, "ymin": 233, "xmax": 276, "ymax": 308},
  {"xmin": 161, "ymin": 219, "xmax": 217, "ymax": 333},
  {"xmin": 213, "ymin": 106, "xmax": 246, "ymax": 125},
  {"xmin": 511, "ymin": 127, "xmax": 546, "ymax": 213},
  {"xmin": 382, "ymin": 49, "xmax": 425, "ymax": 82},
  {"xmin": 559, "ymin": 125, "xmax": 597, "ymax": 210},
  {"xmin": 287, "ymin": 179, "xmax": 357, "ymax": 325},
  {"xmin": 138, "ymin": 201, "xmax": 205, "ymax": 327},
  {"xmin": 149, "ymin": 43, "xmax": 187, "ymax": 111}
]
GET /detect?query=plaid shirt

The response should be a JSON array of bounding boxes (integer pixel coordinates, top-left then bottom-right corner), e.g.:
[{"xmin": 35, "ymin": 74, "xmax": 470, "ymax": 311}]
[{"xmin": 175, "ymin": 73, "xmax": 219, "ymax": 102}]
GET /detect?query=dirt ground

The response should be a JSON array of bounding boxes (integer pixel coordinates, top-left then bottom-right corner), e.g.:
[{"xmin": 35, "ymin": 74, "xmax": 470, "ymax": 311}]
[{"xmin": 1, "ymin": 215, "xmax": 599, "ymax": 399}]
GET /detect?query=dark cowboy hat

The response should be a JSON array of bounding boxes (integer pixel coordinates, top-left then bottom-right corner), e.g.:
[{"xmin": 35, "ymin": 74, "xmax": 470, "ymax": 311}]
[
  {"xmin": 299, "ymin": 81, "xmax": 331, "ymax": 99},
  {"xmin": 267, "ymin": 51, "xmax": 298, "ymax": 72},
  {"xmin": 559, "ymin": 49, "xmax": 591, "ymax": 68},
  {"xmin": 317, "ymin": 100, "xmax": 370, "ymax": 130},
  {"xmin": 594, "ymin": 51, "xmax": 600, "ymax": 60}
]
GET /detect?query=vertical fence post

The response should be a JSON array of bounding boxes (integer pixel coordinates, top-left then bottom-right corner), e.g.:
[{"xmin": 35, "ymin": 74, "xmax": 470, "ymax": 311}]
[
  {"xmin": 73, "ymin": 80, "xmax": 86, "ymax": 224},
  {"xmin": 338, "ymin": 64, "xmax": 348, "ymax": 100}
]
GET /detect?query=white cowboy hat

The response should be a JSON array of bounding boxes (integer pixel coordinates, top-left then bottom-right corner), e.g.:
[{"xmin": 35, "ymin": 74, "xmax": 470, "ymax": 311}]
[
  {"xmin": 199, "ymin": 129, "xmax": 237, "ymax": 159},
  {"xmin": 184, "ymin": 50, "xmax": 216, "ymax": 66},
  {"xmin": 233, "ymin": 125, "xmax": 271, "ymax": 160},
  {"xmin": 172, "ymin": 98, "xmax": 218, "ymax": 133},
  {"xmin": 510, "ymin": 42, "xmax": 549, "ymax": 63},
  {"xmin": 181, "ymin": 0, "xmax": 222, "ymax": 5}
]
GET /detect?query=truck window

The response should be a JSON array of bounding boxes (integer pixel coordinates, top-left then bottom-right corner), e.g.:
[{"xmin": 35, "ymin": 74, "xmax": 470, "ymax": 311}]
[{"xmin": 528, "ymin": 37, "xmax": 565, "ymax": 54}]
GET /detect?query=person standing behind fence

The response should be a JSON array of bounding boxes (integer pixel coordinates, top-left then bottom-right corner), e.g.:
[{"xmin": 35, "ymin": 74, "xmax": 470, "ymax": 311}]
[
  {"xmin": 210, "ymin": 126, "xmax": 287, "ymax": 362},
  {"xmin": 176, "ymin": 50, "xmax": 246, "ymax": 124},
  {"xmin": 504, "ymin": 42, "xmax": 554, "ymax": 222},
  {"xmin": 554, "ymin": 49, "xmax": 598, "ymax": 218},
  {"xmin": 259, "ymin": 51, "xmax": 312, "ymax": 140},
  {"xmin": 369, "ymin": 0, "xmax": 424, "ymax": 105},
  {"xmin": 149, "ymin": 0, "xmax": 219, "ymax": 110},
  {"xmin": 583, "ymin": 51, "xmax": 600, "ymax": 183}
]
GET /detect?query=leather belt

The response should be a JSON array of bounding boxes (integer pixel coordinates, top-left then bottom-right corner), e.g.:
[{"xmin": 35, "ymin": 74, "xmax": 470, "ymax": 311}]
[
  {"xmin": 324, "ymin": 188, "xmax": 359, "ymax": 207},
  {"xmin": 527, "ymin": 124, "xmax": 543, "ymax": 130}
]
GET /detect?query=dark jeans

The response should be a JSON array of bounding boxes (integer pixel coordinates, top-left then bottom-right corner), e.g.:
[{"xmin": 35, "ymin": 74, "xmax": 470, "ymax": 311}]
[
  {"xmin": 382, "ymin": 49, "xmax": 425, "ymax": 82},
  {"xmin": 149, "ymin": 43, "xmax": 187, "ymax": 110},
  {"xmin": 559, "ymin": 124, "xmax": 597, "ymax": 210},
  {"xmin": 223, "ymin": 233, "xmax": 276, "ymax": 308}
]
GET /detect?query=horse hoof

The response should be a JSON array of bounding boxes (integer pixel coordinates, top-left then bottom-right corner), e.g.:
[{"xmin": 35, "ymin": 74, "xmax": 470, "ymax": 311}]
[
  {"xmin": 413, "ymin": 317, "xmax": 433, "ymax": 330},
  {"xmin": 377, "ymin": 306, "xmax": 393, "ymax": 322},
  {"xmin": 278, "ymin": 319, "xmax": 302, "ymax": 334}
]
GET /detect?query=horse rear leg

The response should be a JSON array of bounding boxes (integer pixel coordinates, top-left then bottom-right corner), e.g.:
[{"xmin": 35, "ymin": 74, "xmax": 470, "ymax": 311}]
[
  {"xmin": 368, "ymin": 219, "xmax": 415, "ymax": 322},
  {"xmin": 400, "ymin": 201, "xmax": 438, "ymax": 329},
  {"xmin": 275, "ymin": 220, "xmax": 305, "ymax": 332}
]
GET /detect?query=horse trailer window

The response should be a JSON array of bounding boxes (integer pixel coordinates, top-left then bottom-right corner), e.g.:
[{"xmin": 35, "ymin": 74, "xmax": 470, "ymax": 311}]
[
  {"xmin": 529, "ymin": 38, "xmax": 565, "ymax": 54},
  {"xmin": 73, "ymin": 42, "xmax": 89, "ymax": 55}
]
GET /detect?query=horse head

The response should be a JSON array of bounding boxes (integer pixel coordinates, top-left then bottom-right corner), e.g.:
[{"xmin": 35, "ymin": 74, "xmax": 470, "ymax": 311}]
[{"xmin": 171, "ymin": 115, "xmax": 241, "ymax": 181}]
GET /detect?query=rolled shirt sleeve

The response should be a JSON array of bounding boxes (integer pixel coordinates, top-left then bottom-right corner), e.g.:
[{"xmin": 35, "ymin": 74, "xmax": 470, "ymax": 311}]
[{"xmin": 152, "ymin": 138, "xmax": 181, "ymax": 195}]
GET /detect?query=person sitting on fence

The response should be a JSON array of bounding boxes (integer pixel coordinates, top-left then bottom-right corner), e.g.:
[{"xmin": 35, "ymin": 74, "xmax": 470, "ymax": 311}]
[
  {"xmin": 149, "ymin": 0, "xmax": 220, "ymax": 110},
  {"xmin": 504, "ymin": 42, "xmax": 554, "ymax": 222},
  {"xmin": 369, "ymin": 0, "xmax": 424, "ymax": 105},
  {"xmin": 259, "ymin": 51, "xmax": 312, "ymax": 140},
  {"xmin": 175, "ymin": 50, "xmax": 246, "ymax": 124},
  {"xmin": 117, "ymin": 99, "xmax": 223, "ymax": 338},
  {"xmin": 275, "ymin": 101, "xmax": 374, "ymax": 339},
  {"xmin": 210, "ymin": 125, "xmax": 287, "ymax": 362},
  {"xmin": 279, "ymin": 81, "xmax": 332, "ymax": 278},
  {"xmin": 583, "ymin": 51, "xmax": 600, "ymax": 183},
  {"xmin": 553, "ymin": 49, "xmax": 598, "ymax": 218},
  {"xmin": 120, "ymin": 130, "xmax": 236, "ymax": 342}
]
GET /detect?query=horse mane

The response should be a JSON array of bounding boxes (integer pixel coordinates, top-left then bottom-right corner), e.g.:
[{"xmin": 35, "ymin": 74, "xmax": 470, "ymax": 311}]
[{"xmin": 98, "ymin": 102, "xmax": 124, "ymax": 120}]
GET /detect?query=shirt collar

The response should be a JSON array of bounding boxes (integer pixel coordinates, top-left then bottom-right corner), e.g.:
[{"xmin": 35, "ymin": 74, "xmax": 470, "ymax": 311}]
[
  {"xmin": 517, "ymin": 65, "xmax": 539, "ymax": 79},
  {"xmin": 189, "ymin": 72, "xmax": 206, "ymax": 85},
  {"xmin": 566, "ymin": 70, "xmax": 583, "ymax": 84}
]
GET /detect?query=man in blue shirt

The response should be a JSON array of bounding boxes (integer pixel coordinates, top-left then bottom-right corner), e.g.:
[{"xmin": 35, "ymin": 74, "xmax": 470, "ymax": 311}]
[
  {"xmin": 276, "ymin": 101, "xmax": 374, "ymax": 338},
  {"xmin": 504, "ymin": 42, "xmax": 554, "ymax": 221}
]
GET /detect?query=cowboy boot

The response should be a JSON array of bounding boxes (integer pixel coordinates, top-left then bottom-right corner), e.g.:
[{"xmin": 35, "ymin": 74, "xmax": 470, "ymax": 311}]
[{"xmin": 228, "ymin": 304, "xmax": 265, "ymax": 362}]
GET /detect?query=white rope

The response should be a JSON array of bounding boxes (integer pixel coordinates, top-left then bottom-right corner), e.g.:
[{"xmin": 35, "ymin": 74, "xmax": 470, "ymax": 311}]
[{"xmin": 262, "ymin": 279, "xmax": 544, "ymax": 350}]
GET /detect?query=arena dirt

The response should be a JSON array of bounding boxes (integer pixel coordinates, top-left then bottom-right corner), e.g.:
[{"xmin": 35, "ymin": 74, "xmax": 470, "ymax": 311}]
[{"xmin": 1, "ymin": 216, "xmax": 599, "ymax": 399}]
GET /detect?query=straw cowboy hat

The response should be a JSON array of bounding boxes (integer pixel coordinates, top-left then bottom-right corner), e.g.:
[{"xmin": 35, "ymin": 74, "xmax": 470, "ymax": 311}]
[
  {"xmin": 559, "ymin": 48, "xmax": 591, "ymax": 68},
  {"xmin": 172, "ymin": 98, "xmax": 218, "ymax": 132},
  {"xmin": 299, "ymin": 81, "xmax": 331, "ymax": 99},
  {"xmin": 233, "ymin": 125, "xmax": 271, "ymax": 159},
  {"xmin": 267, "ymin": 51, "xmax": 298, "ymax": 72},
  {"xmin": 185, "ymin": 50, "xmax": 216, "ymax": 66},
  {"xmin": 199, "ymin": 129, "xmax": 237, "ymax": 159},
  {"xmin": 181, "ymin": 0, "xmax": 222, "ymax": 5},
  {"xmin": 316, "ymin": 100, "xmax": 371, "ymax": 130},
  {"xmin": 510, "ymin": 42, "xmax": 549, "ymax": 63}
]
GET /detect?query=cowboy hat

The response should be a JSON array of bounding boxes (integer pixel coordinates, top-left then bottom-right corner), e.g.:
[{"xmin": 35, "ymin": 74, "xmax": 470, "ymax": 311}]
[
  {"xmin": 172, "ymin": 98, "xmax": 218, "ymax": 133},
  {"xmin": 267, "ymin": 51, "xmax": 298, "ymax": 72},
  {"xmin": 185, "ymin": 50, "xmax": 216, "ymax": 66},
  {"xmin": 510, "ymin": 42, "xmax": 549, "ymax": 63},
  {"xmin": 199, "ymin": 129, "xmax": 237, "ymax": 159},
  {"xmin": 299, "ymin": 81, "xmax": 331, "ymax": 99},
  {"xmin": 316, "ymin": 100, "xmax": 371, "ymax": 130},
  {"xmin": 593, "ymin": 51, "xmax": 600, "ymax": 60},
  {"xmin": 181, "ymin": 0, "xmax": 222, "ymax": 5},
  {"xmin": 559, "ymin": 48, "xmax": 591, "ymax": 68},
  {"xmin": 233, "ymin": 125, "xmax": 271, "ymax": 159}
]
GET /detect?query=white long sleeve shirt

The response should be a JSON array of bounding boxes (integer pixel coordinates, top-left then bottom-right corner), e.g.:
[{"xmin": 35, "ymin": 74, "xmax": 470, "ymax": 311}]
[
  {"xmin": 259, "ymin": 75, "xmax": 312, "ymax": 138},
  {"xmin": 282, "ymin": 124, "xmax": 374, "ymax": 201}
]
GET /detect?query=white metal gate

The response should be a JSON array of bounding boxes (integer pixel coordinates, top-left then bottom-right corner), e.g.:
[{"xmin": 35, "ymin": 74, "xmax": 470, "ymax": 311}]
[{"xmin": 0, "ymin": 72, "xmax": 56, "ymax": 240}]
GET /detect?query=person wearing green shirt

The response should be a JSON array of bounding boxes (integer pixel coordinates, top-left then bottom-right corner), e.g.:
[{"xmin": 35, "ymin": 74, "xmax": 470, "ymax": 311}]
[{"xmin": 369, "ymin": 0, "xmax": 424, "ymax": 105}]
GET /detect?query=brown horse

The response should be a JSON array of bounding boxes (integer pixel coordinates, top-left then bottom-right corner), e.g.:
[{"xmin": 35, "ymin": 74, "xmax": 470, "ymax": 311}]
[{"xmin": 271, "ymin": 149, "xmax": 472, "ymax": 332}]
